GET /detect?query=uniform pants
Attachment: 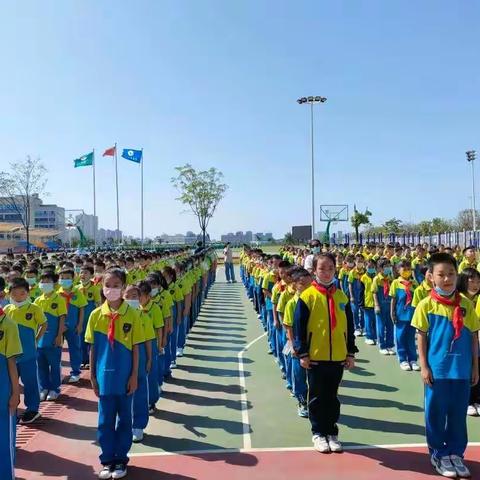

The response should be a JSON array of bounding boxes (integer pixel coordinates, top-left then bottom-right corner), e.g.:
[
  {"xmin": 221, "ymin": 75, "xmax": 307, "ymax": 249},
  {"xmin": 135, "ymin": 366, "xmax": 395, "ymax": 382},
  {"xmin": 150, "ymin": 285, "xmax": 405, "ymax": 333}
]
[
  {"xmin": 292, "ymin": 357, "xmax": 308, "ymax": 404},
  {"xmin": 132, "ymin": 374, "xmax": 149, "ymax": 430},
  {"xmin": 363, "ymin": 308, "xmax": 377, "ymax": 342},
  {"xmin": 64, "ymin": 328, "xmax": 81, "ymax": 376},
  {"xmin": 307, "ymin": 362, "xmax": 344, "ymax": 437},
  {"xmin": 285, "ymin": 351, "xmax": 293, "ymax": 390},
  {"xmin": 147, "ymin": 343, "xmax": 160, "ymax": 407},
  {"xmin": 470, "ymin": 360, "xmax": 480, "ymax": 404},
  {"xmin": 276, "ymin": 327, "xmax": 286, "ymax": 372},
  {"xmin": 266, "ymin": 309, "xmax": 275, "ymax": 354},
  {"xmin": 395, "ymin": 321, "xmax": 417, "ymax": 362},
  {"xmin": 376, "ymin": 303, "xmax": 395, "ymax": 350},
  {"xmin": 425, "ymin": 379, "xmax": 470, "ymax": 460},
  {"xmin": 37, "ymin": 347, "xmax": 62, "ymax": 393},
  {"xmin": 18, "ymin": 358, "xmax": 40, "ymax": 412},
  {"xmin": 98, "ymin": 394, "xmax": 133, "ymax": 466},
  {"xmin": 0, "ymin": 412, "xmax": 16, "ymax": 480},
  {"xmin": 225, "ymin": 262, "xmax": 235, "ymax": 282},
  {"xmin": 351, "ymin": 303, "xmax": 365, "ymax": 331},
  {"xmin": 177, "ymin": 315, "xmax": 188, "ymax": 352},
  {"xmin": 81, "ymin": 322, "xmax": 90, "ymax": 365}
]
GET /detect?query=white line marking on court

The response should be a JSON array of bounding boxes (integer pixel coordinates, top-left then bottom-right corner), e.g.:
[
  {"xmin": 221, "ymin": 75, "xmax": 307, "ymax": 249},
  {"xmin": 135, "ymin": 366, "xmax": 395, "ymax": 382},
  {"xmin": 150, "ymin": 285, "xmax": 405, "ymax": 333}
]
[
  {"xmin": 237, "ymin": 332, "xmax": 267, "ymax": 450},
  {"xmin": 129, "ymin": 442, "xmax": 480, "ymax": 458}
]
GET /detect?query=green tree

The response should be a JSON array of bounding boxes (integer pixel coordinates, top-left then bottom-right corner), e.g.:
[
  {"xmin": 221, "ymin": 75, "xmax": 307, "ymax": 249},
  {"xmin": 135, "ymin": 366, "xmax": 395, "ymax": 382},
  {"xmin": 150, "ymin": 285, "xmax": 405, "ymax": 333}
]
[
  {"xmin": 171, "ymin": 164, "xmax": 227, "ymax": 247},
  {"xmin": 284, "ymin": 232, "xmax": 295, "ymax": 245},
  {"xmin": 417, "ymin": 220, "xmax": 432, "ymax": 235},
  {"xmin": 383, "ymin": 218, "xmax": 403, "ymax": 233},
  {"xmin": 430, "ymin": 217, "xmax": 453, "ymax": 233},
  {"xmin": 351, "ymin": 206, "xmax": 372, "ymax": 242},
  {"xmin": 454, "ymin": 209, "xmax": 480, "ymax": 231},
  {"xmin": 0, "ymin": 156, "xmax": 48, "ymax": 252}
]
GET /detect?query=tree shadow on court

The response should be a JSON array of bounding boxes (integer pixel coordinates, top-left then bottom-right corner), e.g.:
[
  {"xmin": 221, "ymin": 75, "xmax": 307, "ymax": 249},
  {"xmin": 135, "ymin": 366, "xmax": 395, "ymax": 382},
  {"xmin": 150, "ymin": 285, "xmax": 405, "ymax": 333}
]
[
  {"xmin": 162, "ymin": 390, "xmax": 252, "ymax": 411},
  {"xmin": 185, "ymin": 353, "xmax": 252, "ymax": 364},
  {"xmin": 341, "ymin": 414, "xmax": 425, "ymax": 435},
  {"xmin": 339, "ymin": 394, "xmax": 423, "ymax": 412},
  {"xmin": 342, "ymin": 379, "xmax": 398, "ymax": 392},
  {"xmin": 178, "ymin": 364, "xmax": 249, "ymax": 377},
  {"xmin": 347, "ymin": 447, "xmax": 480, "ymax": 477},
  {"xmin": 16, "ymin": 449, "xmax": 97, "ymax": 480},
  {"xmin": 355, "ymin": 358, "xmax": 369, "ymax": 364},
  {"xmin": 175, "ymin": 377, "xmax": 244, "ymax": 395},
  {"xmin": 153, "ymin": 410, "xmax": 249, "ymax": 436}
]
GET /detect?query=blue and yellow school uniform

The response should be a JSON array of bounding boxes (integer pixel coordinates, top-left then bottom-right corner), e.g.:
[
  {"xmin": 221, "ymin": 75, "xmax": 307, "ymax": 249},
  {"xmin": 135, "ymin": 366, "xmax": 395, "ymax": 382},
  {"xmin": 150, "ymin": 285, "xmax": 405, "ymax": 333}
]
[
  {"xmin": 412, "ymin": 280, "xmax": 431, "ymax": 308},
  {"xmin": 5, "ymin": 302, "xmax": 45, "ymax": 413},
  {"xmin": 0, "ymin": 312, "xmax": 22, "ymax": 480},
  {"xmin": 411, "ymin": 257, "xmax": 427, "ymax": 284},
  {"xmin": 389, "ymin": 278, "xmax": 417, "ymax": 363},
  {"xmin": 126, "ymin": 269, "xmax": 141, "ymax": 286},
  {"xmin": 338, "ymin": 267, "xmax": 351, "ymax": 295},
  {"xmin": 262, "ymin": 271, "xmax": 277, "ymax": 356},
  {"xmin": 34, "ymin": 293, "xmax": 67, "ymax": 394},
  {"xmin": 372, "ymin": 273, "xmax": 394, "ymax": 350},
  {"xmin": 458, "ymin": 258, "xmax": 478, "ymax": 273},
  {"xmin": 28, "ymin": 285, "xmax": 43, "ymax": 303},
  {"xmin": 78, "ymin": 282, "xmax": 101, "ymax": 365},
  {"xmin": 85, "ymin": 301, "xmax": 144, "ymax": 467},
  {"xmin": 412, "ymin": 294, "xmax": 480, "ymax": 460},
  {"xmin": 348, "ymin": 268, "xmax": 365, "ymax": 331},
  {"xmin": 360, "ymin": 272, "xmax": 377, "ymax": 341},
  {"xmin": 165, "ymin": 280, "xmax": 184, "ymax": 371},
  {"xmin": 58, "ymin": 286, "xmax": 88, "ymax": 377}
]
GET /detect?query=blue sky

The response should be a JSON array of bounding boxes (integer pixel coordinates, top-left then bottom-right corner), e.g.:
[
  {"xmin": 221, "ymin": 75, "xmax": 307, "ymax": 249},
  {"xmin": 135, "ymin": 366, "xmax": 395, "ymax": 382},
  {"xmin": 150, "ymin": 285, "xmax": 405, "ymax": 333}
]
[{"xmin": 1, "ymin": 1, "xmax": 479, "ymax": 239}]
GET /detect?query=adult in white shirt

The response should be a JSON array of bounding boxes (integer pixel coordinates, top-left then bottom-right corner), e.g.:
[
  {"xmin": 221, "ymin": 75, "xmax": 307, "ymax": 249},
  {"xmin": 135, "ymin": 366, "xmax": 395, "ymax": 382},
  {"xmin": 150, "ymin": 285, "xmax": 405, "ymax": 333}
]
[
  {"xmin": 223, "ymin": 243, "xmax": 236, "ymax": 283},
  {"xmin": 303, "ymin": 239, "xmax": 321, "ymax": 273}
]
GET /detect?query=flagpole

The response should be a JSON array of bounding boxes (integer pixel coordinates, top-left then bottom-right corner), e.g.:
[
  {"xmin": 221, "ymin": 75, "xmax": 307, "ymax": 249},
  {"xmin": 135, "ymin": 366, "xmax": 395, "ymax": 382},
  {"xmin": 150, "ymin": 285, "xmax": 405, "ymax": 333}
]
[
  {"xmin": 141, "ymin": 148, "xmax": 144, "ymax": 248},
  {"xmin": 93, "ymin": 148, "xmax": 97, "ymax": 250},
  {"xmin": 114, "ymin": 143, "xmax": 120, "ymax": 244}
]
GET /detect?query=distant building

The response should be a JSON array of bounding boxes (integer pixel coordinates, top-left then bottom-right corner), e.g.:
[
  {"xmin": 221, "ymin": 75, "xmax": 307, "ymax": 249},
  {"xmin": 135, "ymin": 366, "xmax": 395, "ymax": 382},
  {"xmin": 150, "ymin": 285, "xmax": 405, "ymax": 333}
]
[
  {"xmin": 159, "ymin": 233, "xmax": 186, "ymax": 244},
  {"xmin": 98, "ymin": 228, "xmax": 122, "ymax": 244},
  {"xmin": 74, "ymin": 213, "xmax": 98, "ymax": 240}
]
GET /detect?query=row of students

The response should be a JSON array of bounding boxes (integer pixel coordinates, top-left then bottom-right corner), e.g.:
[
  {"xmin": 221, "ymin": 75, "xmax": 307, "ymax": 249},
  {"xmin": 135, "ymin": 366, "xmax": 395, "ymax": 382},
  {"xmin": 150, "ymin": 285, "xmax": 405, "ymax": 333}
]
[
  {"xmin": 0, "ymin": 247, "xmax": 217, "ymax": 480},
  {"xmin": 242, "ymin": 246, "xmax": 480, "ymax": 478}
]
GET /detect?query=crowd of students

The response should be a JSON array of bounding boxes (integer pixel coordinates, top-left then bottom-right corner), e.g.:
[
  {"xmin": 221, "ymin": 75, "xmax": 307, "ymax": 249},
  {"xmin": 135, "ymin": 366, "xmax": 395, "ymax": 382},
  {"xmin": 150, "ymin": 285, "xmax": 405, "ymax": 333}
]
[
  {"xmin": 0, "ymin": 247, "xmax": 217, "ymax": 480},
  {"xmin": 240, "ymin": 241, "xmax": 480, "ymax": 479}
]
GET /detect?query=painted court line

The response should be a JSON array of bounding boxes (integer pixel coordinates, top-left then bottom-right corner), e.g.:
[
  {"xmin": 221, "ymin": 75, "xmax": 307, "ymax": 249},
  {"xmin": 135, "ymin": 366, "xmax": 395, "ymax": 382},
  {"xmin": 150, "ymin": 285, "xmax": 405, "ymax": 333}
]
[
  {"xmin": 129, "ymin": 442, "xmax": 480, "ymax": 457},
  {"xmin": 237, "ymin": 332, "xmax": 267, "ymax": 450}
]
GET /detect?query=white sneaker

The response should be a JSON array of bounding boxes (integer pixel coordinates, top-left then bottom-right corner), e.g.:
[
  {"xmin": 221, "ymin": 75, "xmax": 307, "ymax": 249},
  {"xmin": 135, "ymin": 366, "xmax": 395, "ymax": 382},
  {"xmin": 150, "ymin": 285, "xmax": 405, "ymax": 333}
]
[
  {"xmin": 132, "ymin": 428, "xmax": 144, "ymax": 443},
  {"xmin": 387, "ymin": 348, "xmax": 396, "ymax": 355},
  {"xmin": 297, "ymin": 403, "xmax": 308, "ymax": 418},
  {"xmin": 312, "ymin": 434, "xmax": 330, "ymax": 453},
  {"xmin": 111, "ymin": 464, "xmax": 127, "ymax": 479},
  {"xmin": 176, "ymin": 348, "xmax": 184, "ymax": 357},
  {"xmin": 39, "ymin": 389, "xmax": 49, "ymax": 402},
  {"xmin": 68, "ymin": 375, "xmax": 80, "ymax": 383},
  {"xmin": 327, "ymin": 435, "xmax": 343, "ymax": 453},
  {"xmin": 170, "ymin": 361, "xmax": 177, "ymax": 369},
  {"xmin": 449, "ymin": 455, "xmax": 471, "ymax": 478},
  {"xmin": 365, "ymin": 339, "xmax": 376, "ymax": 345},
  {"xmin": 475, "ymin": 403, "xmax": 480, "ymax": 415},
  {"xmin": 46, "ymin": 390, "xmax": 59, "ymax": 401},
  {"xmin": 98, "ymin": 466, "xmax": 112, "ymax": 479},
  {"xmin": 410, "ymin": 362, "xmax": 421, "ymax": 371},
  {"xmin": 354, "ymin": 329, "xmax": 362, "ymax": 337},
  {"xmin": 400, "ymin": 361, "xmax": 412, "ymax": 371},
  {"xmin": 431, "ymin": 456, "xmax": 458, "ymax": 478},
  {"xmin": 379, "ymin": 349, "xmax": 390, "ymax": 355},
  {"xmin": 467, "ymin": 405, "xmax": 478, "ymax": 416}
]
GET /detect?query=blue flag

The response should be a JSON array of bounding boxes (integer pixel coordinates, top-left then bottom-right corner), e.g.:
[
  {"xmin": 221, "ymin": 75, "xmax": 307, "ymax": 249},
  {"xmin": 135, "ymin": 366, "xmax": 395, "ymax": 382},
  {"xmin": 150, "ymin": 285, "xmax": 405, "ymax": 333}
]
[{"xmin": 121, "ymin": 148, "xmax": 142, "ymax": 163}]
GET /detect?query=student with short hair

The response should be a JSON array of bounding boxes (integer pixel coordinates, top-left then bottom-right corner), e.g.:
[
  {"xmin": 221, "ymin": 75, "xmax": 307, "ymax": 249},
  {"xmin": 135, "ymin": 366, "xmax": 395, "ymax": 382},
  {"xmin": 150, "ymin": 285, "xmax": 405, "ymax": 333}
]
[{"xmin": 412, "ymin": 253, "xmax": 480, "ymax": 478}]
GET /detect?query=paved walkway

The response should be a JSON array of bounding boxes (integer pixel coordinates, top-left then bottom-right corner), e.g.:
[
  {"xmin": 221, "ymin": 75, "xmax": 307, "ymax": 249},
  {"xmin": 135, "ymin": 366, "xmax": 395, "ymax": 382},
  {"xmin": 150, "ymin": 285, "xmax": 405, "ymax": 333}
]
[{"xmin": 15, "ymin": 268, "xmax": 480, "ymax": 479}]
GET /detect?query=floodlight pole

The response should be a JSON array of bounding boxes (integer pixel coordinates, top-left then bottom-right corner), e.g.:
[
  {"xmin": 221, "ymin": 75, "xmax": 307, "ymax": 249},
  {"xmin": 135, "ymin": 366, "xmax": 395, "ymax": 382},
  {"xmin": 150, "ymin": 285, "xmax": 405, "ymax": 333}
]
[
  {"xmin": 297, "ymin": 96, "xmax": 327, "ymax": 239},
  {"xmin": 467, "ymin": 150, "xmax": 477, "ymax": 243}
]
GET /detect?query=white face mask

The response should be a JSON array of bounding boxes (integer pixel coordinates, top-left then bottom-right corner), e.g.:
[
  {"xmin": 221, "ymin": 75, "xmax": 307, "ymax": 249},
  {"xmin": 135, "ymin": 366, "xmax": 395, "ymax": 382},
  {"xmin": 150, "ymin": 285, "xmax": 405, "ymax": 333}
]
[
  {"xmin": 39, "ymin": 282, "xmax": 54, "ymax": 293},
  {"xmin": 125, "ymin": 299, "xmax": 140, "ymax": 309},
  {"xmin": 150, "ymin": 288, "xmax": 159, "ymax": 297},
  {"xmin": 11, "ymin": 299, "xmax": 29, "ymax": 308}
]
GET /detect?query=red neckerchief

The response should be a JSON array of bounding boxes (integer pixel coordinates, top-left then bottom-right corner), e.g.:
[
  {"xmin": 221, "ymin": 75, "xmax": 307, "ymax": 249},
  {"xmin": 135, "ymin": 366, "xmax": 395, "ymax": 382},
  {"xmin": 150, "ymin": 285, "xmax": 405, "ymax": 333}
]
[
  {"xmin": 430, "ymin": 290, "xmax": 464, "ymax": 341},
  {"xmin": 383, "ymin": 277, "xmax": 390, "ymax": 297},
  {"xmin": 107, "ymin": 312, "xmax": 120, "ymax": 348},
  {"xmin": 93, "ymin": 277, "xmax": 102, "ymax": 286},
  {"xmin": 60, "ymin": 291, "xmax": 74, "ymax": 311},
  {"xmin": 276, "ymin": 281, "xmax": 286, "ymax": 293},
  {"xmin": 0, "ymin": 307, "xmax": 4, "ymax": 317},
  {"xmin": 400, "ymin": 280, "xmax": 412, "ymax": 305},
  {"xmin": 312, "ymin": 280, "xmax": 337, "ymax": 331}
]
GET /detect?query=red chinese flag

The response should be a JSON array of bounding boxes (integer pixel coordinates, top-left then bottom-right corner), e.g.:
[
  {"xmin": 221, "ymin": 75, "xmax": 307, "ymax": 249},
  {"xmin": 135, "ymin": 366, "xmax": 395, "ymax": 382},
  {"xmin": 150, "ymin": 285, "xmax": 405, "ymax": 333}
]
[{"xmin": 103, "ymin": 146, "xmax": 116, "ymax": 157}]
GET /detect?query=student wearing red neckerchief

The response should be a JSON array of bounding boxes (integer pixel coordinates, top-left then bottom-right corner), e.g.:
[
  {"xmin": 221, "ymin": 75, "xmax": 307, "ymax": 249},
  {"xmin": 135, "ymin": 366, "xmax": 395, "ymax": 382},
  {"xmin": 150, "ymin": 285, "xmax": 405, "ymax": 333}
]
[
  {"xmin": 293, "ymin": 253, "xmax": 357, "ymax": 454},
  {"xmin": 412, "ymin": 253, "xmax": 480, "ymax": 479},
  {"xmin": 389, "ymin": 260, "xmax": 419, "ymax": 372}
]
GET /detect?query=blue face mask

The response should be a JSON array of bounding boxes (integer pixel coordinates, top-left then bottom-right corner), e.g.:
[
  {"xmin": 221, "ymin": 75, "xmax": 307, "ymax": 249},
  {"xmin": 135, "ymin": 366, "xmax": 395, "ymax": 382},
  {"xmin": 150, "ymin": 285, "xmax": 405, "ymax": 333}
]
[
  {"xmin": 367, "ymin": 268, "xmax": 376, "ymax": 275},
  {"xmin": 312, "ymin": 247, "xmax": 321, "ymax": 254},
  {"xmin": 59, "ymin": 279, "xmax": 73, "ymax": 289},
  {"xmin": 383, "ymin": 267, "xmax": 392, "ymax": 276},
  {"xmin": 434, "ymin": 286, "xmax": 455, "ymax": 297}
]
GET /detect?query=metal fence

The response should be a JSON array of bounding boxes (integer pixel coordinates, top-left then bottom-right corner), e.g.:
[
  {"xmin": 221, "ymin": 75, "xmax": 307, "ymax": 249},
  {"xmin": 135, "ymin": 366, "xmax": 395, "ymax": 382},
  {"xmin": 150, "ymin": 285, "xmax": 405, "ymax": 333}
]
[{"xmin": 330, "ymin": 231, "xmax": 480, "ymax": 247}]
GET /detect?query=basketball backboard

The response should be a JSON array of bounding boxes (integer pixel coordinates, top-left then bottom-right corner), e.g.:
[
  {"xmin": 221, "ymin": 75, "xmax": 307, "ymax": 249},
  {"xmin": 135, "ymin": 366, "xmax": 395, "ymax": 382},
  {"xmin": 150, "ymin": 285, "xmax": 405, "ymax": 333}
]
[{"xmin": 320, "ymin": 204, "xmax": 349, "ymax": 222}]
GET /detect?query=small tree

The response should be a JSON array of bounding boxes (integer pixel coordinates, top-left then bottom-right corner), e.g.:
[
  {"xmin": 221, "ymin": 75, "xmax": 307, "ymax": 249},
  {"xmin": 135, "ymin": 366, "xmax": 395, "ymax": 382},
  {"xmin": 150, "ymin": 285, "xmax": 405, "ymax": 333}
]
[
  {"xmin": 351, "ymin": 205, "xmax": 372, "ymax": 242},
  {"xmin": 284, "ymin": 232, "xmax": 295, "ymax": 245},
  {"xmin": 0, "ymin": 156, "xmax": 48, "ymax": 252},
  {"xmin": 430, "ymin": 217, "xmax": 453, "ymax": 233},
  {"xmin": 383, "ymin": 218, "xmax": 403, "ymax": 234},
  {"xmin": 171, "ymin": 164, "xmax": 227, "ymax": 247},
  {"xmin": 455, "ymin": 209, "xmax": 480, "ymax": 231}
]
